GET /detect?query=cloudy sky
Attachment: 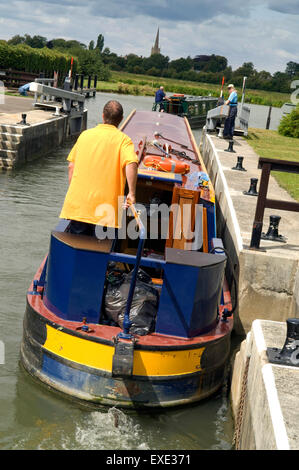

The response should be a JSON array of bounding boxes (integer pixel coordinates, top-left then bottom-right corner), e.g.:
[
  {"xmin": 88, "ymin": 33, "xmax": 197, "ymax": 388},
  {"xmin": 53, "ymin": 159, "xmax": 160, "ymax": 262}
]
[{"xmin": 0, "ymin": 0, "xmax": 298, "ymax": 73}]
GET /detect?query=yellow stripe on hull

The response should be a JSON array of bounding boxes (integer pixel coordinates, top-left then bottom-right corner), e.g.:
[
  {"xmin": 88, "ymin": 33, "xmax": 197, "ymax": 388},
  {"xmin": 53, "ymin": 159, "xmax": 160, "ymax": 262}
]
[{"xmin": 43, "ymin": 325, "xmax": 205, "ymax": 377}]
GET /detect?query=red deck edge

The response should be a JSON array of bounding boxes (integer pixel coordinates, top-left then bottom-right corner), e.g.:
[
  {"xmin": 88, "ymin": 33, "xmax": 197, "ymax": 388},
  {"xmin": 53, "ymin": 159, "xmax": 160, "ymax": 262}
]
[{"xmin": 28, "ymin": 258, "xmax": 233, "ymax": 348}]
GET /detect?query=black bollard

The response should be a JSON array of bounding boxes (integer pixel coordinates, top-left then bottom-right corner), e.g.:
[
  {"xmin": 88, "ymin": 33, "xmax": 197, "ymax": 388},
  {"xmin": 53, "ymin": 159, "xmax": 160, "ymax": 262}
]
[
  {"xmin": 261, "ymin": 215, "xmax": 287, "ymax": 242},
  {"xmin": 17, "ymin": 113, "xmax": 30, "ymax": 126},
  {"xmin": 232, "ymin": 156, "xmax": 247, "ymax": 171},
  {"xmin": 267, "ymin": 318, "xmax": 299, "ymax": 367},
  {"xmin": 225, "ymin": 139, "xmax": 236, "ymax": 153},
  {"xmin": 74, "ymin": 74, "xmax": 79, "ymax": 91},
  {"xmin": 80, "ymin": 74, "xmax": 84, "ymax": 90},
  {"xmin": 243, "ymin": 178, "xmax": 258, "ymax": 196}
]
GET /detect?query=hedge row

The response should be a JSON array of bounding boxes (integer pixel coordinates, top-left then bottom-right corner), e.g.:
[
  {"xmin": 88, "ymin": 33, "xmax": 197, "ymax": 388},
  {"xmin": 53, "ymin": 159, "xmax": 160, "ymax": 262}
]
[
  {"xmin": 278, "ymin": 104, "xmax": 299, "ymax": 138},
  {"xmin": 0, "ymin": 41, "xmax": 77, "ymax": 75}
]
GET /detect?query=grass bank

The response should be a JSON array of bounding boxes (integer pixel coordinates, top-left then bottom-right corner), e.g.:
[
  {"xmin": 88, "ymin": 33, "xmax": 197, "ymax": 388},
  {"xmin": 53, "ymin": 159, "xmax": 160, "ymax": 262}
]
[
  {"xmin": 246, "ymin": 128, "xmax": 299, "ymax": 201},
  {"xmin": 94, "ymin": 71, "xmax": 290, "ymax": 108}
]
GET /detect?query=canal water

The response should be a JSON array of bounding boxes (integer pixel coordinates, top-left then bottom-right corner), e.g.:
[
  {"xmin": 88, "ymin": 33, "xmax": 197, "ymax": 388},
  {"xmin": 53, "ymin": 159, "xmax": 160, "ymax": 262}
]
[{"xmin": 0, "ymin": 92, "xmax": 280, "ymax": 450}]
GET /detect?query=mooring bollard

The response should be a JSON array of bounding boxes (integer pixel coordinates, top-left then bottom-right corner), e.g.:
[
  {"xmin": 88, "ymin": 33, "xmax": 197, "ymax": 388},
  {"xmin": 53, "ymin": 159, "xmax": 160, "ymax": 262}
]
[
  {"xmin": 80, "ymin": 74, "xmax": 84, "ymax": 90},
  {"xmin": 261, "ymin": 215, "xmax": 287, "ymax": 242},
  {"xmin": 243, "ymin": 177, "xmax": 258, "ymax": 196},
  {"xmin": 74, "ymin": 74, "xmax": 79, "ymax": 91},
  {"xmin": 232, "ymin": 156, "xmax": 247, "ymax": 171},
  {"xmin": 21, "ymin": 114, "xmax": 27, "ymax": 125},
  {"xmin": 218, "ymin": 127, "xmax": 223, "ymax": 138},
  {"xmin": 267, "ymin": 318, "xmax": 299, "ymax": 367},
  {"xmin": 53, "ymin": 106, "xmax": 61, "ymax": 117},
  {"xmin": 93, "ymin": 75, "xmax": 97, "ymax": 97},
  {"xmin": 17, "ymin": 113, "xmax": 30, "ymax": 126},
  {"xmin": 225, "ymin": 139, "xmax": 236, "ymax": 153}
]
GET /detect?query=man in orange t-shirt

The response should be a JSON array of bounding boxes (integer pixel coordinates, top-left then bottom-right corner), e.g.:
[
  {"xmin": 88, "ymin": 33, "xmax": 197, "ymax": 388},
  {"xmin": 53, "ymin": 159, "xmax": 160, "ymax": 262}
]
[{"xmin": 60, "ymin": 100, "xmax": 138, "ymax": 235}]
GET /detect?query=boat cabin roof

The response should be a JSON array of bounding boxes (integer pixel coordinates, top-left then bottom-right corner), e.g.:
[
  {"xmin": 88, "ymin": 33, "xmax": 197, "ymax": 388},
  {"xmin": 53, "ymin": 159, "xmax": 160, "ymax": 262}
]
[{"xmin": 121, "ymin": 110, "xmax": 214, "ymax": 202}]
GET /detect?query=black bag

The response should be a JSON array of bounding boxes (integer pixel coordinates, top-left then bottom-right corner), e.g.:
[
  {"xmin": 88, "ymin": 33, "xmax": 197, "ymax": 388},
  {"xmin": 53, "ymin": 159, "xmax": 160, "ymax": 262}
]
[{"xmin": 104, "ymin": 269, "xmax": 159, "ymax": 335}]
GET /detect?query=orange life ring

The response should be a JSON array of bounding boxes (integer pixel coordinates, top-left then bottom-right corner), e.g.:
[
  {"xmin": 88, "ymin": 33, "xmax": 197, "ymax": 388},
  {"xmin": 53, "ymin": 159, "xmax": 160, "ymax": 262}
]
[
  {"xmin": 172, "ymin": 94, "xmax": 185, "ymax": 97},
  {"xmin": 143, "ymin": 155, "xmax": 190, "ymax": 174}
]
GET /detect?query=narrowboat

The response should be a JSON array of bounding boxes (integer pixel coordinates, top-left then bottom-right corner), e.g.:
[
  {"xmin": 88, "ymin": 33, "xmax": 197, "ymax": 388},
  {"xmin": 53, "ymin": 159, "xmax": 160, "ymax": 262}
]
[
  {"xmin": 152, "ymin": 94, "xmax": 218, "ymax": 128},
  {"xmin": 20, "ymin": 110, "xmax": 234, "ymax": 408}
]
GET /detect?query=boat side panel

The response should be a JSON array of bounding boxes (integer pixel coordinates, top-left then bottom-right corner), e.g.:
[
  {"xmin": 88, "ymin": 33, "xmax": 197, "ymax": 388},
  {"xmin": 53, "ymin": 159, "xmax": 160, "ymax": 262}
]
[
  {"xmin": 21, "ymin": 302, "xmax": 232, "ymax": 407},
  {"xmin": 21, "ymin": 347, "xmax": 228, "ymax": 408},
  {"xmin": 44, "ymin": 234, "xmax": 109, "ymax": 323},
  {"xmin": 155, "ymin": 256, "xmax": 226, "ymax": 338},
  {"xmin": 36, "ymin": 324, "xmax": 208, "ymax": 378}
]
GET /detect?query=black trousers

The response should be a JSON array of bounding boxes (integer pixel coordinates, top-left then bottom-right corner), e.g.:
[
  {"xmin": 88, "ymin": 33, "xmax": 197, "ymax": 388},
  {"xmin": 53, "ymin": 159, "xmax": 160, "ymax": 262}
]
[
  {"xmin": 68, "ymin": 220, "xmax": 119, "ymax": 250},
  {"xmin": 223, "ymin": 106, "xmax": 238, "ymax": 139},
  {"xmin": 68, "ymin": 220, "xmax": 96, "ymax": 236}
]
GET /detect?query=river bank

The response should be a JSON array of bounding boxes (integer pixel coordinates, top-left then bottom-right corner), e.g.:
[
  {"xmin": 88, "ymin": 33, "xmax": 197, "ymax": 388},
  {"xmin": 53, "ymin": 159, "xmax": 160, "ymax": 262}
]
[{"xmin": 92, "ymin": 71, "xmax": 290, "ymax": 108}]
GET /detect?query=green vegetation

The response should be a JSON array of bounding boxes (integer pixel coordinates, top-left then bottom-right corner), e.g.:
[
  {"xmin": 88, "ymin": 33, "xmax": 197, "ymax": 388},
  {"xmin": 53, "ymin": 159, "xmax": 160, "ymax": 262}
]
[
  {"xmin": 3, "ymin": 34, "xmax": 110, "ymax": 81},
  {"xmin": 246, "ymin": 128, "xmax": 299, "ymax": 201},
  {"xmin": 0, "ymin": 41, "xmax": 77, "ymax": 76},
  {"xmin": 278, "ymin": 105, "xmax": 299, "ymax": 138},
  {"xmin": 2, "ymin": 33, "xmax": 298, "ymax": 107},
  {"xmin": 93, "ymin": 71, "xmax": 290, "ymax": 107}
]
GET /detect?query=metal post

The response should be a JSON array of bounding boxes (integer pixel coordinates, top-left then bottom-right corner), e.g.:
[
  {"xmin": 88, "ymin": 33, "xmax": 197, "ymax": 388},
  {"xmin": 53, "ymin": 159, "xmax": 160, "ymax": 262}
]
[
  {"xmin": 87, "ymin": 75, "xmax": 91, "ymax": 89},
  {"xmin": 80, "ymin": 74, "xmax": 84, "ymax": 90},
  {"xmin": 119, "ymin": 205, "xmax": 146, "ymax": 339},
  {"xmin": 93, "ymin": 75, "xmax": 97, "ymax": 97},
  {"xmin": 74, "ymin": 74, "xmax": 79, "ymax": 91},
  {"xmin": 241, "ymin": 76, "xmax": 247, "ymax": 111},
  {"xmin": 266, "ymin": 106, "xmax": 272, "ymax": 130},
  {"xmin": 250, "ymin": 163, "xmax": 271, "ymax": 249}
]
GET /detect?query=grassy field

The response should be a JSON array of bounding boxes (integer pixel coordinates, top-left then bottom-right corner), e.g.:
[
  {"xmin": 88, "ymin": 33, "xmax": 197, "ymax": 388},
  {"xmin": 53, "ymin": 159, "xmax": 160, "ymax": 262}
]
[
  {"xmin": 246, "ymin": 128, "xmax": 299, "ymax": 201},
  {"xmin": 94, "ymin": 71, "xmax": 291, "ymax": 108}
]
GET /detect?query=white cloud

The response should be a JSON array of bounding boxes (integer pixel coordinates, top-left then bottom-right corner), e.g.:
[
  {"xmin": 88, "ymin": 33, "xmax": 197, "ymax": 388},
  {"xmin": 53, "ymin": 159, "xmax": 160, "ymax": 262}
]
[{"xmin": 0, "ymin": 0, "xmax": 298, "ymax": 73}]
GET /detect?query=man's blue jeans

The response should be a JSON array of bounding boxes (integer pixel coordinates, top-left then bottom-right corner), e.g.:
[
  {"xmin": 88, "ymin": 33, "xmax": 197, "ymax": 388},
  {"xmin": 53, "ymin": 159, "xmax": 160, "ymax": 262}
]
[{"xmin": 223, "ymin": 106, "xmax": 238, "ymax": 138}]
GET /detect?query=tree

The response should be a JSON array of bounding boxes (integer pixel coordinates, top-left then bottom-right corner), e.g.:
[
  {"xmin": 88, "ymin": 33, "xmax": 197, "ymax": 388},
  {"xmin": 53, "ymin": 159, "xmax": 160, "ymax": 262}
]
[
  {"xmin": 50, "ymin": 38, "xmax": 86, "ymax": 51},
  {"xmin": 23, "ymin": 34, "xmax": 47, "ymax": 48},
  {"xmin": 8, "ymin": 34, "xmax": 47, "ymax": 48},
  {"xmin": 169, "ymin": 57, "xmax": 193, "ymax": 73},
  {"xmin": 126, "ymin": 53, "xmax": 143, "ymax": 72},
  {"xmin": 96, "ymin": 34, "xmax": 104, "ymax": 53},
  {"xmin": 271, "ymin": 71, "xmax": 290, "ymax": 93},
  {"xmin": 88, "ymin": 40, "xmax": 94, "ymax": 50},
  {"xmin": 76, "ymin": 49, "xmax": 111, "ymax": 81},
  {"xmin": 7, "ymin": 35, "xmax": 25, "ymax": 45},
  {"xmin": 234, "ymin": 62, "xmax": 256, "ymax": 77},
  {"xmin": 193, "ymin": 54, "xmax": 227, "ymax": 72},
  {"xmin": 204, "ymin": 55, "xmax": 227, "ymax": 73},
  {"xmin": 285, "ymin": 61, "xmax": 299, "ymax": 78},
  {"xmin": 142, "ymin": 53, "xmax": 169, "ymax": 73}
]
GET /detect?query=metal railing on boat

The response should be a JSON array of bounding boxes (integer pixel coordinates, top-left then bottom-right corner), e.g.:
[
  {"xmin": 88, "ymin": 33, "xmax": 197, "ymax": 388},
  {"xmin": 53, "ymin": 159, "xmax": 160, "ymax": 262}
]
[{"xmin": 116, "ymin": 203, "xmax": 147, "ymax": 339}]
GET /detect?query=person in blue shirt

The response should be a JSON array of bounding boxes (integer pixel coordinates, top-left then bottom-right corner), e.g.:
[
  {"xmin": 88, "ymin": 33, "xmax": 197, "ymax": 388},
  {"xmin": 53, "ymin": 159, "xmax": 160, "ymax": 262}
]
[
  {"xmin": 155, "ymin": 86, "xmax": 166, "ymax": 111},
  {"xmin": 18, "ymin": 82, "xmax": 34, "ymax": 96},
  {"xmin": 223, "ymin": 84, "xmax": 238, "ymax": 139}
]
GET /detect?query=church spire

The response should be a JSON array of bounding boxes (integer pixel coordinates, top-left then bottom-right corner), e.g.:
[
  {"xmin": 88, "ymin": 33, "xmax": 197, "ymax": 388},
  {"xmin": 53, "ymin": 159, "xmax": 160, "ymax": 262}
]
[{"xmin": 151, "ymin": 28, "xmax": 161, "ymax": 55}]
